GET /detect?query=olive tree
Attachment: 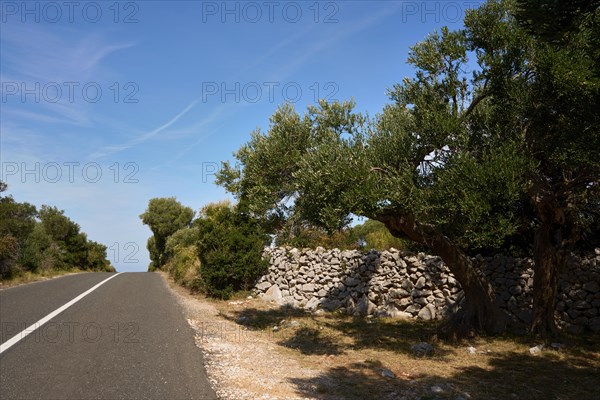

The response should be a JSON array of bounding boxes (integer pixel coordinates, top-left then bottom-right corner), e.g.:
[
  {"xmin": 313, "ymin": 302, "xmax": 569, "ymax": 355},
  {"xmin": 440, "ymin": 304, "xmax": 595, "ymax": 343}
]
[{"xmin": 217, "ymin": 0, "xmax": 599, "ymax": 336}]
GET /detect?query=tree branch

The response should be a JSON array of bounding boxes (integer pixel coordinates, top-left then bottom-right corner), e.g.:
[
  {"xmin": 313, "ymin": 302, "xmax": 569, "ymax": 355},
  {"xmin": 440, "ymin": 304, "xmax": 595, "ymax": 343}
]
[
  {"xmin": 462, "ymin": 91, "xmax": 489, "ymax": 119},
  {"xmin": 369, "ymin": 167, "xmax": 392, "ymax": 176}
]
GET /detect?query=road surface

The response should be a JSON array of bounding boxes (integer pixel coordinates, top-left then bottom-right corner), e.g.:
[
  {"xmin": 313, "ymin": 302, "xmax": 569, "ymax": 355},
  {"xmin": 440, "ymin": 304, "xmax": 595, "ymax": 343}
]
[{"xmin": 0, "ymin": 272, "xmax": 217, "ymax": 399}]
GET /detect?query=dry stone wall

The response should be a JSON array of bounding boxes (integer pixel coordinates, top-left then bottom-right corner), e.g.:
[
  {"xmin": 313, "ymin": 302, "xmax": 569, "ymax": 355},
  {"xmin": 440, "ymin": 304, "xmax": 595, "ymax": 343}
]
[{"xmin": 254, "ymin": 247, "xmax": 600, "ymax": 333}]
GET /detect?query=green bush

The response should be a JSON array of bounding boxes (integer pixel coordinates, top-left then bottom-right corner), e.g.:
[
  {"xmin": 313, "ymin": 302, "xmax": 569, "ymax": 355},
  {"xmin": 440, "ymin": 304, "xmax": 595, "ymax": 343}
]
[
  {"xmin": 196, "ymin": 201, "xmax": 269, "ymax": 299},
  {"xmin": 275, "ymin": 220, "xmax": 358, "ymax": 249},
  {"xmin": 166, "ymin": 227, "xmax": 199, "ymax": 254},
  {"xmin": 21, "ymin": 224, "xmax": 52, "ymax": 272},
  {"xmin": 166, "ymin": 244, "xmax": 201, "ymax": 289},
  {"xmin": 146, "ymin": 236, "xmax": 159, "ymax": 271},
  {"xmin": 164, "ymin": 227, "xmax": 201, "ymax": 288},
  {"xmin": 86, "ymin": 241, "xmax": 115, "ymax": 272},
  {"xmin": 0, "ymin": 235, "xmax": 19, "ymax": 278},
  {"xmin": 351, "ymin": 220, "xmax": 419, "ymax": 251},
  {"xmin": 275, "ymin": 219, "xmax": 417, "ymax": 251}
]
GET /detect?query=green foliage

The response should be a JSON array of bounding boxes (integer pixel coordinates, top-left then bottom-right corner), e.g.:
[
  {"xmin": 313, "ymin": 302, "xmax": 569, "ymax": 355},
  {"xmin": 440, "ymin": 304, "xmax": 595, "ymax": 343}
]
[
  {"xmin": 274, "ymin": 219, "xmax": 415, "ymax": 251},
  {"xmin": 217, "ymin": 93, "xmax": 529, "ymax": 253},
  {"xmin": 140, "ymin": 197, "xmax": 195, "ymax": 268},
  {"xmin": 426, "ymin": 142, "xmax": 531, "ymax": 251},
  {"xmin": 166, "ymin": 226, "xmax": 200, "ymax": 254},
  {"xmin": 172, "ymin": 245, "xmax": 201, "ymax": 289},
  {"xmin": 215, "ymin": 0, "xmax": 598, "ymax": 334},
  {"xmin": 515, "ymin": 0, "xmax": 600, "ymax": 41},
  {"xmin": 352, "ymin": 220, "xmax": 418, "ymax": 251},
  {"xmin": 196, "ymin": 201, "xmax": 269, "ymax": 299},
  {"xmin": 146, "ymin": 236, "xmax": 159, "ymax": 271},
  {"xmin": 216, "ymin": 104, "xmax": 312, "ymax": 225},
  {"xmin": 140, "ymin": 199, "xmax": 268, "ymax": 297},
  {"xmin": 276, "ymin": 225, "xmax": 355, "ymax": 249},
  {"xmin": 217, "ymin": 0, "xmax": 598, "ymax": 258},
  {"xmin": 164, "ymin": 227, "xmax": 201, "ymax": 289},
  {"xmin": 580, "ymin": 197, "xmax": 600, "ymax": 250},
  {"xmin": 0, "ymin": 184, "xmax": 114, "ymax": 278},
  {"xmin": 465, "ymin": 0, "xmax": 600, "ymax": 250},
  {"xmin": 272, "ymin": 215, "xmax": 353, "ymax": 249},
  {"xmin": 86, "ymin": 241, "xmax": 115, "ymax": 272},
  {"xmin": 37, "ymin": 206, "xmax": 89, "ymax": 270},
  {"xmin": 0, "ymin": 235, "xmax": 20, "ymax": 278},
  {"xmin": 21, "ymin": 224, "xmax": 53, "ymax": 272},
  {"xmin": 38, "ymin": 205, "xmax": 79, "ymax": 243},
  {"xmin": 0, "ymin": 194, "xmax": 36, "ymax": 276},
  {"xmin": 0, "ymin": 196, "xmax": 37, "ymax": 246}
]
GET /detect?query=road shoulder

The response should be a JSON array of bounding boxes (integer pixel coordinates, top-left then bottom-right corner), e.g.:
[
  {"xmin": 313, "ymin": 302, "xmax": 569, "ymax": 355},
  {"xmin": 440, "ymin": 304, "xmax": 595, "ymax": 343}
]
[{"xmin": 159, "ymin": 272, "xmax": 320, "ymax": 400}]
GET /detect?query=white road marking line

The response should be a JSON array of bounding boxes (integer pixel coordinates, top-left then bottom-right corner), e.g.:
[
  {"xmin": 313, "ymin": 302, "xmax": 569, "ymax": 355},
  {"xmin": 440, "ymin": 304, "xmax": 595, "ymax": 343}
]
[{"xmin": 0, "ymin": 273, "xmax": 122, "ymax": 355}]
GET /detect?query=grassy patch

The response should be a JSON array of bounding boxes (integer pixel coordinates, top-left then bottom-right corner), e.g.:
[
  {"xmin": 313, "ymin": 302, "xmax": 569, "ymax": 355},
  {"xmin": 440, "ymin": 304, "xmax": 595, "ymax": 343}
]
[
  {"xmin": 0, "ymin": 268, "xmax": 84, "ymax": 289},
  {"xmin": 217, "ymin": 298, "xmax": 600, "ymax": 400}
]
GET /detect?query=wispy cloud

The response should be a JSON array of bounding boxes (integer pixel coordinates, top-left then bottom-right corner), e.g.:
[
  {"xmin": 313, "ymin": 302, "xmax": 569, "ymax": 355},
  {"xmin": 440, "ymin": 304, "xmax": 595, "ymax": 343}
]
[
  {"xmin": 1, "ymin": 108, "xmax": 74, "ymax": 126},
  {"xmin": 0, "ymin": 122, "xmax": 49, "ymax": 155},
  {"xmin": 1, "ymin": 24, "xmax": 135, "ymax": 82},
  {"xmin": 273, "ymin": 6, "xmax": 400, "ymax": 82},
  {"xmin": 161, "ymin": 123, "xmax": 226, "ymax": 168},
  {"xmin": 88, "ymin": 8, "xmax": 395, "ymax": 162},
  {"xmin": 148, "ymin": 8, "xmax": 399, "ymax": 168},
  {"xmin": 1, "ymin": 24, "xmax": 136, "ymax": 127},
  {"xmin": 89, "ymin": 98, "xmax": 200, "ymax": 159}
]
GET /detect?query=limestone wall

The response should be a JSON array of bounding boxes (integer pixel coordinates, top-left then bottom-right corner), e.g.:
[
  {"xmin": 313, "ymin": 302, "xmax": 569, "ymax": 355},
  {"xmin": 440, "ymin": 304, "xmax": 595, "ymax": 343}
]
[{"xmin": 254, "ymin": 247, "xmax": 600, "ymax": 333}]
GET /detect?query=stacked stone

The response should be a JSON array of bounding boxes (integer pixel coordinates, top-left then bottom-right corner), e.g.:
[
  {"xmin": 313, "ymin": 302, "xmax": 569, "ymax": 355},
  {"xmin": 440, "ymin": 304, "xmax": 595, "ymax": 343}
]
[
  {"xmin": 477, "ymin": 255, "xmax": 536, "ymax": 324},
  {"xmin": 255, "ymin": 247, "xmax": 463, "ymax": 321},
  {"xmin": 555, "ymin": 254, "xmax": 600, "ymax": 333},
  {"xmin": 254, "ymin": 247, "xmax": 600, "ymax": 332}
]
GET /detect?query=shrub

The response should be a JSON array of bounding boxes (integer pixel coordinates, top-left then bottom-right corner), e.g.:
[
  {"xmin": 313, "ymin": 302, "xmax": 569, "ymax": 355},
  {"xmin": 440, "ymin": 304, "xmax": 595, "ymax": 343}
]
[
  {"xmin": 0, "ymin": 235, "xmax": 20, "ymax": 278},
  {"xmin": 166, "ymin": 227, "xmax": 200, "ymax": 254},
  {"xmin": 196, "ymin": 201, "xmax": 269, "ymax": 299},
  {"xmin": 86, "ymin": 241, "xmax": 116, "ymax": 272},
  {"xmin": 21, "ymin": 224, "xmax": 52, "ymax": 272},
  {"xmin": 164, "ymin": 227, "xmax": 201, "ymax": 288},
  {"xmin": 351, "ymin": 220, "xmax": 418, "ymax": 251},
  {"xmin": 166, "ymin": 244, "xmax": 201, "ymax": 289},
  {"xmin": 275, "ymin": 219, "xmax": 416, "ymax": 251},
  {"xmin": 146, "ymin": 236, "xmax": 159, "ymax": 271}
]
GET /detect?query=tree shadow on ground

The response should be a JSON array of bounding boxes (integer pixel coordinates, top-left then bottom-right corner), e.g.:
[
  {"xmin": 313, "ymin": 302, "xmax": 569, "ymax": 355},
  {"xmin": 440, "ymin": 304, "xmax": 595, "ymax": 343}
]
[
  {"xmin": 220, "ymin": 304, "xmax": 307, "ymax": 330},
  {"xmin": 288, "ymin": 347, "xmax": 600, "ymax": 400},
  {"xmin": 322, "ymin": 315, "xmax": 448, "ymax": 354},
  {"xmin": 221, "ymin": 306, "xmax": 345, "ymax": 354},
  {"xmin": 224, "ymin": 303, "xmax": 599, "ymax": 398},
  {"xmin": 289, "ymin": 360, "xmax": 416, "ymax": 400},
  {"xmin": 279, "ymin": 326, "xmax": 345, "ymax": 355},
  {"xmin": 222, "ymin": 304, "xmax": 457, "ymax": 358}
]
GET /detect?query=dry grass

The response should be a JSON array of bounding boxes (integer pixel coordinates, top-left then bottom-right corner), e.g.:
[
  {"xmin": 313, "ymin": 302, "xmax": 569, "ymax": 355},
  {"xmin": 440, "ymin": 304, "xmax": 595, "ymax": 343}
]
[
  {"xmin": 0, "ymin": 269, "xmax": 84, "ymax": 289},
  {"xmin": 215, "ymin": 295, "xmax": 600, "ymax": 400}
]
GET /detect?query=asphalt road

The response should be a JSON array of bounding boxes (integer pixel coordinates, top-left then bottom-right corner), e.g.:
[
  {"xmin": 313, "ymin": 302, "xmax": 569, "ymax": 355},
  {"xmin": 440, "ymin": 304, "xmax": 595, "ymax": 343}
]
[{"xmin": 0, "ymin": 273, "xmax": 217, "ymax": 399}]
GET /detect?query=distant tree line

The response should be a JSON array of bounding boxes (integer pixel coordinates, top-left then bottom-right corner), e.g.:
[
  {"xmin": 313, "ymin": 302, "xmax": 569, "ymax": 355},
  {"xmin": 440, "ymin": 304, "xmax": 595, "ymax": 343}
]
[{"xmin": 0, "ymin": 181, "xmax": 115, "ymax": 279}]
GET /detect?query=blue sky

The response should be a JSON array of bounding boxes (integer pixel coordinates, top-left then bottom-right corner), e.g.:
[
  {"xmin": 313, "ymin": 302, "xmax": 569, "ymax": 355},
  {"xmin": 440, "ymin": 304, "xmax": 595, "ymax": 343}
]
[{"xmin": 1, "ymin": 0, "xmax": 483, "ymax": 271}]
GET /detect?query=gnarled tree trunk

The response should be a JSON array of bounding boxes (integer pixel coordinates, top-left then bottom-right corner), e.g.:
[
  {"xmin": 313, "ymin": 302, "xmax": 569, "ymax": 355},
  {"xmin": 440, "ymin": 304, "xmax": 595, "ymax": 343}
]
[
  {"xmin": 530, "ymin": 186, "xmax": 577, "ymax": 337},
  {"xmin": 377, "ymin": 214, "xmax": 507, "ymax": 337},
  {"xmin": 531, "ymin": 224, "xmax": 565, "ymax": 336}
]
